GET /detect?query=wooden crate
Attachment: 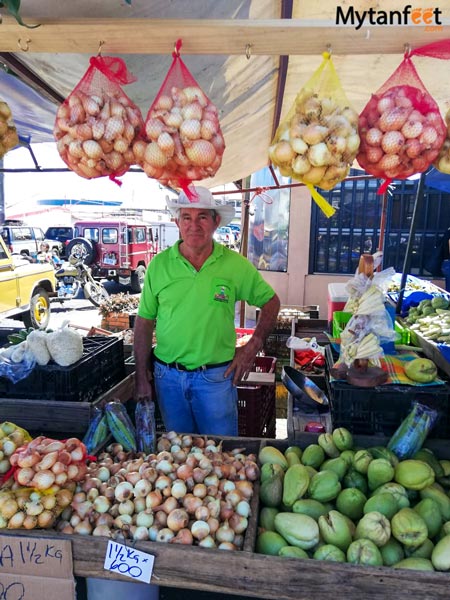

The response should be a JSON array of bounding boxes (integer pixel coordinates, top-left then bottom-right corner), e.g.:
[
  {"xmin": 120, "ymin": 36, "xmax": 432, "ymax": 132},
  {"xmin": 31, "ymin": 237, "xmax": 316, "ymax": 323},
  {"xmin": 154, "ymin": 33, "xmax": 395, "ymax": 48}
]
[{"xmin": 0, "ymin": 373, "xmax": 134, "ymax": 436}]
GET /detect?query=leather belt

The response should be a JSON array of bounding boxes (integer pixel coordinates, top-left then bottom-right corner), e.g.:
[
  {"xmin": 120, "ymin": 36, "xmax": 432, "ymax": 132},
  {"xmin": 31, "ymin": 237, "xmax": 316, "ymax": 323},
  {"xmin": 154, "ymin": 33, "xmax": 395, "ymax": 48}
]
[{"xmin": 153, "ymin": 356, "xmax": 230, "ymax": 372}]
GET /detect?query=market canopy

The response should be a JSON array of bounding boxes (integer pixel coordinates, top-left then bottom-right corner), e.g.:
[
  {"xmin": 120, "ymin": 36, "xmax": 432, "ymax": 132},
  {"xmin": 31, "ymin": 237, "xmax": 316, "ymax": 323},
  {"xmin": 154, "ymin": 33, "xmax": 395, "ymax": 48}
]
[{"xmin": 1, "ymin": 1, "xmax": 450, "ymax": 186}]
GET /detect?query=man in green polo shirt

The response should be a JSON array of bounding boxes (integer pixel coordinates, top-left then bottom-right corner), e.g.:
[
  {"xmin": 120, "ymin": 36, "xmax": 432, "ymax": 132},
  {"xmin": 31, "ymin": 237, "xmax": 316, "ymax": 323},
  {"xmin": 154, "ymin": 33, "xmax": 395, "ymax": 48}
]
[{"xmin": 134, "ymin": 186, "xmax": 280, "ymax": 436}]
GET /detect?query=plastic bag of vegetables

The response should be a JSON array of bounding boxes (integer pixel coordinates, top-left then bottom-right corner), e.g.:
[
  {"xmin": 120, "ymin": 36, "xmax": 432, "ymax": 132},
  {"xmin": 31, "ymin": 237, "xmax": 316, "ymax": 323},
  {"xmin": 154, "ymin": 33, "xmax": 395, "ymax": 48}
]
[
  {"xmin": 0, "ymin": 98, "xmax": 19, "ymax": 159},
  {"xmin": 134, "ymin": 38, "xmax": 225, "ymax": 196},
  {"xmin": 269, "ymin": 51, "xmax": 360, "ymax": 217},
  {"xmin": 357, "ymin": 43, "xmax": 448, "ymax": 194},
  {"xmin": 54, "ymin": 56, "xmax": 144, "ymax": 181}
]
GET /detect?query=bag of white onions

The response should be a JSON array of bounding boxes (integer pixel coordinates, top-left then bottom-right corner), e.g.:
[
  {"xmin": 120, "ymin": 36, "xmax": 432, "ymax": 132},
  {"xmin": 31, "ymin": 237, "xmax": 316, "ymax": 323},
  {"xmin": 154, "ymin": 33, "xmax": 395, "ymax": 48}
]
[
  {"xmin": 54, "ymin": 56, "xmax": 144, "ymax": 181},
  {"xmin": 357, "ymin": 46, "xmax": 446, "ymax": 194},
  {"xmin": 0, "ymin": 98, "xmax": 19, "ymax": 159},
  {"xmin": 134, "ymin": 39, "xmax": 225, "ymax": 195},
  {"xmin": 434, "ymin": 106, "xmax": 450, "ymax": 174},
  {"xmin": 269, "ymin": 51, "xmax": 360, "ymax": 217}
]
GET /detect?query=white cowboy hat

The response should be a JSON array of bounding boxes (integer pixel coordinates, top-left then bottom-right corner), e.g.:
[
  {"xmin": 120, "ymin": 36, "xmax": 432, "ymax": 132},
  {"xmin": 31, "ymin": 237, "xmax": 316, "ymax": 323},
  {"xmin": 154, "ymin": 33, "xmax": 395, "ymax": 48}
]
[{"xmin": 167, "ymin": 186, "xmax": 235, "ymax": 226}]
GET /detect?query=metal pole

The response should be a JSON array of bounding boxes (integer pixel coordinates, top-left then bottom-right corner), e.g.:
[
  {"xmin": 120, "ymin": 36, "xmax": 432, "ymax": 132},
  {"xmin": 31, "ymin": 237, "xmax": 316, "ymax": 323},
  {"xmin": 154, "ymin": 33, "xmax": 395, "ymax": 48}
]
[
  {"xmin": 239, "ymin": 176, "xmax": 251, "ymax": 327},
  {"xmin": 396, "ymin": 173, "xmax": 426, "ymax": 315}
]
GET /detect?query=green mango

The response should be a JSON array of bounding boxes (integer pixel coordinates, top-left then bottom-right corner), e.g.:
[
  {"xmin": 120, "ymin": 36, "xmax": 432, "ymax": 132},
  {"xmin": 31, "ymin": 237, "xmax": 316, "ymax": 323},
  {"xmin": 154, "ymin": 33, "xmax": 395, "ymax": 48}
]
[
  {"xmin": 320, "ymin": 457, "xmax": 348, "ymax": 481},
  {"xmin": 339, "ymin": 450, "xmax": 355, "ymax": 466},
  {"xmin": 347, "ymin": 539, "xmax": 383, "ymax": 566},
  {"xmin": 343, "ymin": 469, "xmax": 368, "ymax": 495},
  {"xmin": 414, "ymin": 449, "xmax": 445, "ymax": 478},
  {"xmin": 331, "ymin": 427, "xmax": 353, "ymax": 451},
  {"xmin": 256, "ymin": 530, "xmax": 288, "ymax": 555},
  {"xmin": 318, "ymin": 433, "xmax": 340, "ymax": 458},
  {"xmin": 368, "ymin": 446, "xmax": 399, "ymax": 468},
  {"xmin": 395, "ymin": 460, "xmax": 435, "ymax": 491},
  {"xmin": 285, "ymin": 445, "xmax": 303, "ymax": 460},
  {"xmin": 313, "ymin": 544, "xmax": 346, "ymax": 562},
  {"xmin": 391, "ymin": 508, "xmax": 428, "ymax": 548},
  {"xmin": 420, "ymin": 486, "xmax": 450, "ymax": 521},
  {"xmin": 282, "ymin": 464, "xmax": 310, "ymax": 508},
  {"xmin": 285, "ymin": 451, "xmax": 301, "ymax": 467},
  {"xmin": 260, "ymin": 462, "xmax": 285, "ymax": 483},
  {"xmin": 278, "ymin": 546, "xmax": 309, "ymax": 559},
  {"xmin": 259, "ymin": 467, "xmax": 283, "ymax": 508},
  {"xmin": 274, "ymin": 512, "xmax": 320, "ymax": 550},
  {"xmin": 292, "ymin": 499, "xmax": 328, "ymax": 521},
  {"xmin": 414, "ymin": 498, "xmax": 443, "ymax": 539},
  {"xmin": 373, "ymin": 482, "xmax": 410, "ymax": 509},
  {"xmin": 308, "ymin": 470, "xmax": 341, "ymax": 503},
  {"xmin": 367, "ymin": 458, "xmax": 395, "ymax": 491},
  {"xmin": 259, "ymin": 507, "xmax": 279, "ymax": 532},
  {"xmin": 301, "ymin": 444, "xmax": 325, "ymax": 469},
  {"xmin": 353, "ymin": 449, "xmax": 373, "ymax": 475},
  {"xmin": 380, "ymin": 538, "xmax": 405, "ymax": 567},
  {"xmin": 363, "ymin": 493, "xmax": 398, "ymax": 520},
  {"xmin": 259, "ymin": 446, "xmax": 288, "ymax": 470},
  {"xmin": 318, "ymin": 510, "xmax": 353, "ymax": 552},
  {"xmin": 394, "ymin": 558, "xmax": 434, "ymax": 571},
  {"xmin": 431, "ymin": 534, "xmax": 450, "ymax": 571},
  {"xmin": 336, "ymin": 488, "xmax": 367, "ymax": 521},
  {"xmin": 355, "ymin": 511, "xmax": 391, "ymax": 547},
  {"xmin": 405, "ymin": 538, "xmax": 434, "ymax": 559}
]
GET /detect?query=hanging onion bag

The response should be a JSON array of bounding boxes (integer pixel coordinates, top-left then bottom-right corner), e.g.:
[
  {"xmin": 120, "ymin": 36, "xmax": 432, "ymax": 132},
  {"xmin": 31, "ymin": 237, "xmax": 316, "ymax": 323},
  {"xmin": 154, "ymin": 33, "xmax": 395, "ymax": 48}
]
[
  {"xmin": 54, "ymin": 56, "xmax": 144, "ymax": 181},
  {"xmin": 269, "ymin": 52, "xmax": 360, "ymax": 217},
  {"xmin": 357, "ymin": 49, "xmax": 446, "ymax": 194},
  {"xmin": 434, "ymin": 106, "xmax": 450, "ymax": 174},
  {"xmin": 0, "ymin": 98, "xmax": 19, "ymax": 159},
  {"xmin": 134, "ymin": 39, "xmax": 225, "ymax": 195}
]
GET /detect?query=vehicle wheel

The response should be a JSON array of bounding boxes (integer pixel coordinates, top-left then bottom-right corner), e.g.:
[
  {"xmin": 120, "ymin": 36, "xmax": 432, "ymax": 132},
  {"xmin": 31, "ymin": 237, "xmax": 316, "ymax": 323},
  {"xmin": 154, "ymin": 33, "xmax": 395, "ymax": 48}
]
[
  {"xmin": 23, "ymin": 287, "xmax": 51, "ymax": 329},
  {"xmin": 67, "ymin": 237, "xmax": 95, "ymax": 265},
  {"xmin": 130, "ymin": 265, "xmax": 146, "ymax": 293},
  {"xmin": 84, "ymin": 281, "xmax": 109, "ymax": 307}
]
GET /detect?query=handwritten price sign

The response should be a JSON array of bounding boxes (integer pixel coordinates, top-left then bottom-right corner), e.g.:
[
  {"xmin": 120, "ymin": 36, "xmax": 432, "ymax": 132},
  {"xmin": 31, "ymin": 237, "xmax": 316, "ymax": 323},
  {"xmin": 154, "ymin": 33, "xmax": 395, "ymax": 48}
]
[{"xmin": 104, "ymin": 541, "xmax": 154, "ymax": 584}]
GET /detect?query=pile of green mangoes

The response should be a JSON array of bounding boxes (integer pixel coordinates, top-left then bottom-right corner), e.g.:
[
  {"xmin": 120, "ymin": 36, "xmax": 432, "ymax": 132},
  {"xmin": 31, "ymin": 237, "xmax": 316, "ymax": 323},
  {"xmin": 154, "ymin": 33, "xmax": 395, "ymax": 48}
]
[
  {"xmin": 405, "ymin": 297, "xmax": 450, "ymax": 343},
  {"xmin": 256, "ymin": 428, "xmax": 450, "ymax": 571}
]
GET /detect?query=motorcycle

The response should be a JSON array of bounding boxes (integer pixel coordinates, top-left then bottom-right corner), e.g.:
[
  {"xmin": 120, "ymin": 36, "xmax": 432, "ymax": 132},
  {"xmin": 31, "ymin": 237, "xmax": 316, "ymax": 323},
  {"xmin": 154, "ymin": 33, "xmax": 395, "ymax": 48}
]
[{"xmin": 52, "ymin": 253, "xmax": 109, "ymax": 307}]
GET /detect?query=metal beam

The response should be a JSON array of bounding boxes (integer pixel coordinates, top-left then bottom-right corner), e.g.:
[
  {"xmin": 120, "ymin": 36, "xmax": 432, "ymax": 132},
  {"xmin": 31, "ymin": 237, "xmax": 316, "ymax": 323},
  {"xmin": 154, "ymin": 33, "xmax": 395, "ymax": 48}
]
[{"xmin": 1, "ymin": 17, "xmax": 448, "ymax": 55}]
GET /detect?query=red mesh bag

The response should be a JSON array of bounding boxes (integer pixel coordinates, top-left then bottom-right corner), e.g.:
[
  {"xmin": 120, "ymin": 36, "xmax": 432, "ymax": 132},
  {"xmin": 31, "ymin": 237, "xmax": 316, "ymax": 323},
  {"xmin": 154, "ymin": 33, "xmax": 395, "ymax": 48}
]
[
  {"xmin": 357, "ymin": 43, "xmax": 448, "ymax": 194},
  {"xmin": 135, "ymin": 39, "xmax": 225, "ymax": 196},
  {"xmin": 54, "ymin": 56, "xmax": 144, "ymax": 182}
]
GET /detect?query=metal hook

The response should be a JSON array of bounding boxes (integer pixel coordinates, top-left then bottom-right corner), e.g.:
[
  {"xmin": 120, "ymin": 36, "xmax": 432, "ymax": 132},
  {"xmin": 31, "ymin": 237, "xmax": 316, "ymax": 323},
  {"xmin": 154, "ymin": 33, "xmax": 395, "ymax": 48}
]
[
  {"xmin": 326, "ymin": 44, "xmax": 332, "ymax": 56},
  {"xmin": 245, "ymin": 44, "xmax": 252, "ymax": 60},
  {"xmin": 404, "ymin": 42, "xmax": 412, "ymax": 58},
  {"xmin": 17, "ymin": 38, "xmax": 31, "ymax": 52},
  {"xmin": 97, "ymin": 40, "xmax": 105, "ymax": 56}
]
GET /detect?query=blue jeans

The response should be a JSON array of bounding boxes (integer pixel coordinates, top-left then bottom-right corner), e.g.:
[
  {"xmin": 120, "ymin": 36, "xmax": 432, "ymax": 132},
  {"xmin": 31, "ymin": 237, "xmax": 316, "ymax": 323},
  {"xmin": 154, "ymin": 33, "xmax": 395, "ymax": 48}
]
[
  {"xmin": 153, "ymin": 362, "xmax": 238, "ymax": 435},
  {"xmin": 442, "ymin": 259, "xmax": 450, "ymax": 292}
]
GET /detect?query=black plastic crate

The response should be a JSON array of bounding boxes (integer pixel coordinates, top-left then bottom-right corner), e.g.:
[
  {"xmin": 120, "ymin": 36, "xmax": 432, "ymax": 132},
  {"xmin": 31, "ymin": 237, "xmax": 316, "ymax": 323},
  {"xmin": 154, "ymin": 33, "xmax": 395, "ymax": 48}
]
[
  {"xmin": 263, "ymin": 334, "xmax": 290, "ymax": 359},
  {"xmin": 0, "ymin": 336, "xmax": 125, "ymax": 402},
  {"xmin": 237, "ymin": 356, "xmax": 277, "ymax": 437}
]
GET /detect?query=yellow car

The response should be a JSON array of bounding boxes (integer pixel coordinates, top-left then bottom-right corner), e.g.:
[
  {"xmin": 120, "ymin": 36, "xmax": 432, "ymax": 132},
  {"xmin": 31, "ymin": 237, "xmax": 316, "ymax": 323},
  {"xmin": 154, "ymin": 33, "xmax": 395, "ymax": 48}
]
[{"xmin": 0, "ymin": 235, "xmax": 56, "ymax": 329}]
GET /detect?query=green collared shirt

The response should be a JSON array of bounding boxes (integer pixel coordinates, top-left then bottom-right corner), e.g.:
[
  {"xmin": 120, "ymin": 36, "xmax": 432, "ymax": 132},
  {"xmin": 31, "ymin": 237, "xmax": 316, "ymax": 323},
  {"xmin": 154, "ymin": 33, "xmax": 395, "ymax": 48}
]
[{"xmin": 138, "ymin": 240, "xmax": 275, "ymax": 369}]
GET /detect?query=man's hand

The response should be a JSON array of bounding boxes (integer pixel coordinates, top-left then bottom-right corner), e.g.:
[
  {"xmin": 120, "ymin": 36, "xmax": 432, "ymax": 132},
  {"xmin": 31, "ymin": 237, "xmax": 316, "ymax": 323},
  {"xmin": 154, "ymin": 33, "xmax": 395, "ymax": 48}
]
[
  {"xmin": 225, "ymin": 340, "xmax": 260, "ymax": 386},
  {"xmin": 134, "ymin": 374, "xmax": 153, "ymax": 403}
]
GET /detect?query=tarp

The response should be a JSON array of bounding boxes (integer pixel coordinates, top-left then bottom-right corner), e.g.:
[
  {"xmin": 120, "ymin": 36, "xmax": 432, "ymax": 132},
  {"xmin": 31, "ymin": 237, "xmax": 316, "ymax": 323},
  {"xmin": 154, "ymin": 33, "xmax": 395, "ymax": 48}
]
[{"xmin": 425, "ymin": 168, "xmax": 450, "ymax": 194}]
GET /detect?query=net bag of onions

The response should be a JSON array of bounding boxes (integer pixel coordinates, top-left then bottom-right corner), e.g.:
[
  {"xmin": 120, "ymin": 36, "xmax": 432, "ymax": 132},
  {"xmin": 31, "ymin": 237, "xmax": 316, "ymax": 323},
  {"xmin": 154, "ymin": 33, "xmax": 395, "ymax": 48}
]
[
  {"xmin": 357, "ymin": 45, "xmax": 447, "ymax": 194},
  {"xmin": 0, "ymin": 98, "xmax": 19, "ymax": 159},
  {"xmin": 434, "ymin": 106, "xmax": 450, "ymax": 174},
  {"xmin": 54, "ymin": 56, "xmax": 144, "ymax": 181},
  {"xmin": 269, "ymin": 51, "xmax": 360, "ymax": 217},
  {"xmin": 134, "ymin": 39, "xmax": 225, "ymax": 195}
]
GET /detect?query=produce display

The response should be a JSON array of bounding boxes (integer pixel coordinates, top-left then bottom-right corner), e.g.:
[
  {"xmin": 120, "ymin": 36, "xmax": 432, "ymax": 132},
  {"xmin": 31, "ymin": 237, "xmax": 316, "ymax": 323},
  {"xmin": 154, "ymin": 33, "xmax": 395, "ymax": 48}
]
[
  {"xmin": 404, "ymin": 297, "xmax": 450, "ymax": 343},
  {"xmin": 256, "ymin": 429, "xmax": 450, "ymax": 571}
]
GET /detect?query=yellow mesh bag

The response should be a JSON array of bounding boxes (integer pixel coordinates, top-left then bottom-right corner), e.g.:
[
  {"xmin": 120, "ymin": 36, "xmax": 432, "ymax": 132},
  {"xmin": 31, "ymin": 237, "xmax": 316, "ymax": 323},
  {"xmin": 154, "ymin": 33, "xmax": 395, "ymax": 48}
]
[{"xmin": 269, "ymin": 52, "xmax": 360, "ymax": 217}]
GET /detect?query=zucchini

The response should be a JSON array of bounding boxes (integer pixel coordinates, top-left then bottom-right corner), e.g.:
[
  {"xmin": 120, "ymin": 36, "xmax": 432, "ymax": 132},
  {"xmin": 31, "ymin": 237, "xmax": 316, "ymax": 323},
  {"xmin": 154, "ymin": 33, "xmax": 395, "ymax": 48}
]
[{"xmin": 105, "ymin": 402, "xmax": 137, "ymax": 452}]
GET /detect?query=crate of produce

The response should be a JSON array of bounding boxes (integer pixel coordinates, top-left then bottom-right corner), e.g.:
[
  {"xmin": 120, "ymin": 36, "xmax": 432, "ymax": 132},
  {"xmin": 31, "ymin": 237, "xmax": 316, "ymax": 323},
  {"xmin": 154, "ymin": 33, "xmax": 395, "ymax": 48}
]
[
  {"xmin": 237, "ymin": 356, "xmax": 277, "ymax": 438},
  {"xmin": 332, "ymin": 311, "xmax": 410, "ymax": 347},
  {"xmin": 0, "ymin": 336, "xmax": 125, "ymax": 403}
]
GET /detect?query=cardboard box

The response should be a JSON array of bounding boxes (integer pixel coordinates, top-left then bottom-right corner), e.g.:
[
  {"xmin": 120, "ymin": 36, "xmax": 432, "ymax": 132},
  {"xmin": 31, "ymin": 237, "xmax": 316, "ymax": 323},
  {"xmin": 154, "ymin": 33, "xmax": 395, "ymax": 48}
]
[{"xmin": 0, "ymin": 534, "xmax": 75, "ymax": 599}]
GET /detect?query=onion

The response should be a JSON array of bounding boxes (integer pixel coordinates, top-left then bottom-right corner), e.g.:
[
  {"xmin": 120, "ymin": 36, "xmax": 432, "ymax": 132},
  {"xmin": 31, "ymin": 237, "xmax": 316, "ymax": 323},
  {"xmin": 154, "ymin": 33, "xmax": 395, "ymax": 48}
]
[
  {"xmin": 170, "ymin": 528, "xmax": 194, "ymax": 545},
  {"xmin": 185, "ymin": 140, "xmax": 216, "ymax": 167},
  {"xmin": 190, "ymin": 520, "xmax": 210, "ymax": 541}
]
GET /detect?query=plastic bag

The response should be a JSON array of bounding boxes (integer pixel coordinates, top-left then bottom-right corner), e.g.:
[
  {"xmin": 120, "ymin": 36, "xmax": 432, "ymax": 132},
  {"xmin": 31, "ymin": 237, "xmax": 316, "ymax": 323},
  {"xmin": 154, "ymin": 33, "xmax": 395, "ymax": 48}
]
[
  {"xmin": 387, "ymin": 402, "xmax": 438, "ymax": 459},
  {"xmin": 0, "ymin": 98, "xmax": 19, "ymax": 159},
  {"xmin": 357, "ymin": 45, "xmax": 446, "ymax": 194},
  {"xmin": 54, "ymin": 56, "xmax": 144, "ymax": 181},
  {"xmin": 135, "ymin": 400, "xmax": 156, "ymax": 454},
  {"xmin": 269, "ymin": 51, "xmax": 360, "ymax": 217},
  {"xmin": 137, "ymin": 39, "xmax": 225, "ymax": 195},
  {"xmin": 0, "ymin": 350, "xmax": 36, "ymax": 383}
]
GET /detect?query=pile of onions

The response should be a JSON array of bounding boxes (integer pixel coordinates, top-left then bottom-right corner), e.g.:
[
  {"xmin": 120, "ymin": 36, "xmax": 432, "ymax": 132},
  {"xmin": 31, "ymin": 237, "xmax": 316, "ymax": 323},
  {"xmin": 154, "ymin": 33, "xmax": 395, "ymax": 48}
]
[
  {"xmin": 0, "ymin": 421, "xmax": 31, "ymax": 478},
  {"xmin": 269, "ymin": 91, "xmax": 360, "ymax": 190},
  {"xmin": 0, "ymin": 101, "xmax": 19, "ymax": 159},
  {"xmin": 357, "ymin": 85, "xmax": 446, "ymax": 179},
  {"xmin": 134, "ymin": 86, "xmax": 225, "ymax": 186},
  {"xmin": 10, "ymin": 436, "xmax": 88, "ymax": 490},
  {"xmin": 434, "ymin": 107, "xmax": 450, "ymax": 174},
  {"xmin": 0, "ymin": 483, "xmax": 75, "ymax": 531},
  {"xmin": 58, "ymin": 432, "xmax": 258, "ymax": 549},
  {"xmin": 54, "ymin": 90, "xmax": 144, "ymax": 179}
]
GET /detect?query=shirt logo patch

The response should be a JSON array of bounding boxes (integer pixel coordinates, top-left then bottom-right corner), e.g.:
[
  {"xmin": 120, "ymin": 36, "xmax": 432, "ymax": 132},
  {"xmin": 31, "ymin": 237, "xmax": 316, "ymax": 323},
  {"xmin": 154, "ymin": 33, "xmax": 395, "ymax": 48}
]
[{"xmin": 214, "ymin": 284, "xmax": 229, "ymax": 303}]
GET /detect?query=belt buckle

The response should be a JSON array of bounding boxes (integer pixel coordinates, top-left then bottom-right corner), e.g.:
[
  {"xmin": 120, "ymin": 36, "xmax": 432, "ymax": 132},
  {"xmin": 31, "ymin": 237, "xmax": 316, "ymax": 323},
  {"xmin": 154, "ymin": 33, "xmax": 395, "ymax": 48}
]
[{"xmin": 174, "ymin": 362, "xmax": 184, "ymax": 371}]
